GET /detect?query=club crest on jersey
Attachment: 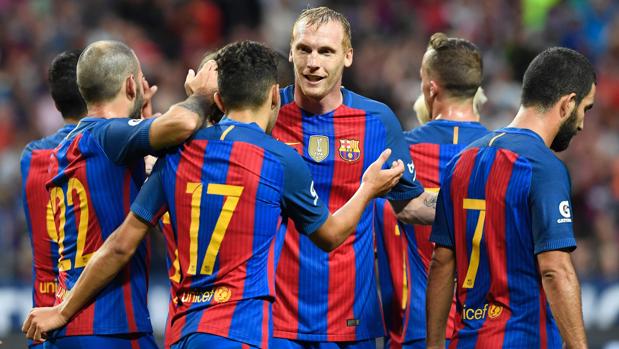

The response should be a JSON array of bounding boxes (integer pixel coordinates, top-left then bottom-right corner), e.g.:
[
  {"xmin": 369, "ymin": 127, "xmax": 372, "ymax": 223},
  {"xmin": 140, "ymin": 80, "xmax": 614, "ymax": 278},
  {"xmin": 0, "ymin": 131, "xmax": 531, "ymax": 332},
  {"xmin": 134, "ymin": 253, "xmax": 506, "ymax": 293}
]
[
  {"xmin": 338, "ymin": 139, "xmax": 361, "ymax": 162},
  {"xmin": 308, "ymin": 135, "xmax": 329, "ymax": 162}
]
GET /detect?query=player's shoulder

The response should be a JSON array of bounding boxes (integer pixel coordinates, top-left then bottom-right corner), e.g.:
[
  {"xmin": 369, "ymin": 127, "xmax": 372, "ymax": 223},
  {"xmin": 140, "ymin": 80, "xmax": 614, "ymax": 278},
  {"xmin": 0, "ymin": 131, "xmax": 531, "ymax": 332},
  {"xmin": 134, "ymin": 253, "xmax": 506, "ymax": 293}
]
[
  {"xmin": 344, "ymin": 88, "xmax": 395, "ymax": 118},
  {"xmin": 21, "ymin": 124, "xmax": 76, "ymax": 160},
  {"xmin": 477, "ymin": 127, "xmax": 568, "ymax": 177},
  {"xmin": 280, "ymin": 85, "xmax": 295, "ymax": 106}
]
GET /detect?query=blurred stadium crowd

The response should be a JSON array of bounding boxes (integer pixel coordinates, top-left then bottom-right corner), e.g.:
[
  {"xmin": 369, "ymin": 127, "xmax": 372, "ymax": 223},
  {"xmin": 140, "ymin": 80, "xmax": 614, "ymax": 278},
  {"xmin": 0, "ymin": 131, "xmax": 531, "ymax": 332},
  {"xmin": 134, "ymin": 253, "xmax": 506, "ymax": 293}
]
[{"xmin": 1, "ymin": 0, "xmax": 618, "ymax": 297}]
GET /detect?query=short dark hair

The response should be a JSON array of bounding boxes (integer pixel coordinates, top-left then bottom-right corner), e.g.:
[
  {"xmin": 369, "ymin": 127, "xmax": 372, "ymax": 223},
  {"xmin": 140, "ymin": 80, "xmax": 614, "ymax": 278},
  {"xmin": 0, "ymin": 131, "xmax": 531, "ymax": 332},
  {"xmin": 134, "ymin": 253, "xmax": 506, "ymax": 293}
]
[
  {"xmin": 48, "ymin": 50, "xmax": 87, "ymax": 119},
  {"xmin": 215, "ymin": 41, "xmax": 277, "ymax": 110},
  {"xmin": 77, "ymin": 40, "xmax": 139, "ymax": 105},
  {"xmin": 424, "ymin": 32, "xmax": 483, "ymax": 99},
  {"xmin": 521, "ymin": 47, "xmax": 596, "ymax": 109}
]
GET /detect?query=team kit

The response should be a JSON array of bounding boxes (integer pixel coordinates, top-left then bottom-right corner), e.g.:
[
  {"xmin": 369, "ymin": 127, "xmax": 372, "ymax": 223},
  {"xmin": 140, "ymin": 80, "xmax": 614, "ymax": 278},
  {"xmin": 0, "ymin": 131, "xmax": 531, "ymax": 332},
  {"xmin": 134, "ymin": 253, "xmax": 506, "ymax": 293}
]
[{"xmin": 20, "ymin": 6, "xmax": 595, "ymax": 349}]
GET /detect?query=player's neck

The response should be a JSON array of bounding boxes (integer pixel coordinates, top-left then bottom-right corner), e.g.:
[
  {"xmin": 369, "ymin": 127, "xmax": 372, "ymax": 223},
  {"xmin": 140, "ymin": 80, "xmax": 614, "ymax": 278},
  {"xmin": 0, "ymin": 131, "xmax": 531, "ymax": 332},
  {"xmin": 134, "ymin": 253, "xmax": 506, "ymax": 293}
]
[
  {"xmin": 294, "ymin": 84, "xmax": 343, "ymax": 115},
  {"xmin": 87, "ymin": 98, "xmax": 133, "ymax": 119},
  {"xmin": 63, "ymin": 116, "xmax": 82, "ymax": 125},
  {"xmin": 226, "ymin": 107, "xmax": 270, "ymax": 132},
  {"xmin": 508, "ymin": 106, "xmax": 557, "ymax": 148},
  {"xmin": 433, "ymin": 98, "xmax": 479, "ymax": 122}
]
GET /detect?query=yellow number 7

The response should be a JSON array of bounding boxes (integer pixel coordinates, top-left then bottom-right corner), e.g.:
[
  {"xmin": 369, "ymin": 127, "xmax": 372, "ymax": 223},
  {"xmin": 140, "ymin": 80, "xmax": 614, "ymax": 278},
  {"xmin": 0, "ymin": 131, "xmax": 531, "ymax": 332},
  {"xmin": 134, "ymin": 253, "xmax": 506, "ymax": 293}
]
[
  {"xmin": 186, "ymin": 183, "xmax": 244, "ymax": 275},
  {"xmin": 462, "ymin": 198, "xmax": 486, "ymax": 289}
]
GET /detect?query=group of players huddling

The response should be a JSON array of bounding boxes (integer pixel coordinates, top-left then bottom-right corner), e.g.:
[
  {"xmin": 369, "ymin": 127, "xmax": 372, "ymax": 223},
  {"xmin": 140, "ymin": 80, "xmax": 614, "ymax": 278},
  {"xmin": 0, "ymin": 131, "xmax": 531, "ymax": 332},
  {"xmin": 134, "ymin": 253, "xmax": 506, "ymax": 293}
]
[{"xmin": 20, "ymin": 6, "xmax": 595, "ymax": 349}]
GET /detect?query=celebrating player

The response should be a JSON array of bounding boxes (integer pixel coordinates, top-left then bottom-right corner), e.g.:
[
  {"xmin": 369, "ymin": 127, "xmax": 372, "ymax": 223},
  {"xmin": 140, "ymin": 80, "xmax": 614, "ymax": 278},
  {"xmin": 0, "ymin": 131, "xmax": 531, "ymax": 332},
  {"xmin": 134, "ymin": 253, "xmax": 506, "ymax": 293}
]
[
  {"xmin": 20, "ymin": 49, "xmax": 87, "ymax": 349},
  {"xmin": 21, "ymin": 40, "xmax": 217, "ymax": 349},
  {"xmin": 271, "ymin": 6, "xmax": 435, "ymax": 349},
  {"xmin": 21, "ymin": 40, "xmax": 404, "ymax": 349},
  {"xmin": 426, "ymin": 47, "xmax": 596, "ymax": 349},
  {"xmin": 375, "ymin": 33, "xmax": 490, "ymax": 349}
]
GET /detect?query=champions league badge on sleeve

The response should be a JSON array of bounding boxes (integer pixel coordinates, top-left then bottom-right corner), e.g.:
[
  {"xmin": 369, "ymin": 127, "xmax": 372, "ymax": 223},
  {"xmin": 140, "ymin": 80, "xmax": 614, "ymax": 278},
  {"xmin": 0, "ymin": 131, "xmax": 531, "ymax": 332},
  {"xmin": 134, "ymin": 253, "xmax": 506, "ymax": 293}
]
[{"xmin": 338, "ymin": 139, "xmax": 361, "ymax": 162}]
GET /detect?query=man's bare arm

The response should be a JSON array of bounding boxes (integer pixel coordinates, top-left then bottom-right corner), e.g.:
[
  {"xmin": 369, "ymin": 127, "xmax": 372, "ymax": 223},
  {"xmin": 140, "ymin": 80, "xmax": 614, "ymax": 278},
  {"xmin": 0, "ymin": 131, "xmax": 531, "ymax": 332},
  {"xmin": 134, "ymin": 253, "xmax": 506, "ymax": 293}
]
[
  {"xmin": 22, "ymin": 213, "xmax": 150, "ymax": 342},
  {"xmin": 149, "ymin": 61, "xmax": 218, "ymax": 150},
  {"xmin": 538, "ymin": 250, "xmax": 587, "ymax": 349},
  {"xmin": 390, "ymin": 190, "xmax": 437, "ymax": 225},
  {"xmin": 426, "ymin": 245, "xmax": 455, "ymax": 349}
]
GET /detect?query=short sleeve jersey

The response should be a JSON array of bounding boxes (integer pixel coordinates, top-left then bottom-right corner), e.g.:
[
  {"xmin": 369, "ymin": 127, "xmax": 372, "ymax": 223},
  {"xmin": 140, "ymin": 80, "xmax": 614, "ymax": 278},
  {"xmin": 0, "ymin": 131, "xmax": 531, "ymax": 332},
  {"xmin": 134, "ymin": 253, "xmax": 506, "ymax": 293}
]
[
  {"xmin": 271, "ymin": 85, "xmax": 424, "ymax": 341},
  {"xmin": 430, "ymin": 127, "xmax": 575, "ymax": 348},
  {"xmin": 47, "ymin": 117, "xmax": 155, "ymax": 337},
  {"xmin": 130, "ymin": 118, "xmax": 330, "ymax": 347}
]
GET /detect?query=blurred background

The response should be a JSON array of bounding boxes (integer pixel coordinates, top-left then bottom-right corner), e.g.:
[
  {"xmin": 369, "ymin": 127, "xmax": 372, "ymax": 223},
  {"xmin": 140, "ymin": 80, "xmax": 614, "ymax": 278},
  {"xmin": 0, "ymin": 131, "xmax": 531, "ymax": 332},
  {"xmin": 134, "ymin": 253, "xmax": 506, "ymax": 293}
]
[{"xmin": 1, "ymin": 0, "xmax": 618, "ymax": 347}]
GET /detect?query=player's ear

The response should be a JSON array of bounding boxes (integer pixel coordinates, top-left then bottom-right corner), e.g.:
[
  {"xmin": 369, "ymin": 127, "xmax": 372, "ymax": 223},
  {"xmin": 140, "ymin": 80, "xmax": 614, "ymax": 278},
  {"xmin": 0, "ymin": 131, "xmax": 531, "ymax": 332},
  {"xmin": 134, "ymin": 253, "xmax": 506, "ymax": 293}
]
[
  {"xmin": 289, "ymin": 49, "xmax": 293, "ymax": 63},
  {"xmin": 559, "ymin": 92, "xmax": 577, "ymax": 120},
  {"xmin": 344, "ymin": 47, "xmax": 353, "ymax": 68},
  {"xmin": 214, "ymin": 92, "xmax": 225, "ymax": 114},
  {"xmin": 126, "ymin": 74, "xmax": 137, "ymax": 100},
  {"xmin": 271, "ymin": 84, "xmax": 280, "ymax": 110},
  {"xmin": 429, "ymin": 80, "xmax": 439, "ymax": 99}
]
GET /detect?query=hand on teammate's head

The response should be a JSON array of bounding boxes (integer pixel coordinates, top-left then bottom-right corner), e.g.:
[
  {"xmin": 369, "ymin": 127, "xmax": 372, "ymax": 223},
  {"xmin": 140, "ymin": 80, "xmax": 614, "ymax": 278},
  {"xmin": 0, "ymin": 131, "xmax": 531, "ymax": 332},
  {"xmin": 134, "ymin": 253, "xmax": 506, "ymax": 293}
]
[
  {"xmin": 185, "ymin": 60, "xmax": 218, "ymax": 99},
  {"xmin": 141, "ymin": 77, "xmax": 158, "ymax": 118}
]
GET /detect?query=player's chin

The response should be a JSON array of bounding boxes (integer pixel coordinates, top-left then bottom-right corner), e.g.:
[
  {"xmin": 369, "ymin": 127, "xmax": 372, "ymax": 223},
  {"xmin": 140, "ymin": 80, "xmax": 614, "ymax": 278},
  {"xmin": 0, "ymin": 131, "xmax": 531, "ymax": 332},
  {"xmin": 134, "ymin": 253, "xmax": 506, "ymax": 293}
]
[{"xmin": 300, "ymin": 83, "xmax": 327, "ymax": 100}]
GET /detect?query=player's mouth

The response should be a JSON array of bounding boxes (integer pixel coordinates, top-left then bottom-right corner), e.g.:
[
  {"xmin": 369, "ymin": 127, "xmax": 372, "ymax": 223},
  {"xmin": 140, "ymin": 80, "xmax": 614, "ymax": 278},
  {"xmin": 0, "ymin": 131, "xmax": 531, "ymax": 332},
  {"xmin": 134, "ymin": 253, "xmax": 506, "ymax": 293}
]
[{"xmin": 303, "ymin": 74, "xmax": 325, "ymax": 84}]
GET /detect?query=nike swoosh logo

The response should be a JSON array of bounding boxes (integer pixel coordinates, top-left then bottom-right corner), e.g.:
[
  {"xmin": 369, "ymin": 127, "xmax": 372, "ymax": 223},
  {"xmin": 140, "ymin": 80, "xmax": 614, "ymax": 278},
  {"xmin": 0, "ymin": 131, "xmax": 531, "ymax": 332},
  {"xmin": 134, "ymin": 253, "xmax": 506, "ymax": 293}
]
[{"xmin": 285, "ymin": 142, "xmax": 301, "ymax": 146}]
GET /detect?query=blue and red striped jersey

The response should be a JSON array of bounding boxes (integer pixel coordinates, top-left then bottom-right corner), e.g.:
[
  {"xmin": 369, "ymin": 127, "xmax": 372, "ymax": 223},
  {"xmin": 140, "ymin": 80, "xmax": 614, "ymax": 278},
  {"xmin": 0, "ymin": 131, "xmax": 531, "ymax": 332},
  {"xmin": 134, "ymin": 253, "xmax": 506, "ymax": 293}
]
[
  {"xmin": 272, "ymin": 85, "xmax": 424, "ymax": 341},
  {"xmin": 131, "ymin": 118, "xmax": 330, "ymax": 348},
  {"xmin": 47, "ymin": 117, "xmax": 155, "ymax": 337},
  {"xmin": 431, "ymin": 127, "xmax": 575, "ymax": 348},
  {"xmin": 375, "ymin": 120, "xmax": 489, "ymax": 345},
  {"xmin": 20, "ymin": 124, "xmax": 76, "ymax": 348}
]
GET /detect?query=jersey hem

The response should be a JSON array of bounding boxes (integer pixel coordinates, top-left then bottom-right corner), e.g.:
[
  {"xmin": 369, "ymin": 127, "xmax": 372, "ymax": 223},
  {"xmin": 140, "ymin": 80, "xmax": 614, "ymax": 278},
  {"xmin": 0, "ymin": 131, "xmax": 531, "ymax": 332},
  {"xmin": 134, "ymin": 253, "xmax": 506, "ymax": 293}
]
[
  {"xmin": 173, "ymin": 325, "xmax": 261, "ymax": 347},
  {"xmin": 273, "ymin": 329, "xmax": 382, "ymax": 342}
]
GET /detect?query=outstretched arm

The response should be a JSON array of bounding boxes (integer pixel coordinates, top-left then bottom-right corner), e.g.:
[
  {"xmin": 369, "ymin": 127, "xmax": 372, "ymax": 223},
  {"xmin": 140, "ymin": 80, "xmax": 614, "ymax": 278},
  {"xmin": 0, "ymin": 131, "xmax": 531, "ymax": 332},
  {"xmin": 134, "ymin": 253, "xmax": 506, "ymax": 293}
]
[
  {"xmin": 309, "ymin": 149, "xmax": 404, "ymax": 251},
  {"xmin": 22, "ymin": 213, "xmax": 150, "ymax": 342},
  {"xmin": 390, "ymin": 190, "xmax": 437, "ymax": 225}
]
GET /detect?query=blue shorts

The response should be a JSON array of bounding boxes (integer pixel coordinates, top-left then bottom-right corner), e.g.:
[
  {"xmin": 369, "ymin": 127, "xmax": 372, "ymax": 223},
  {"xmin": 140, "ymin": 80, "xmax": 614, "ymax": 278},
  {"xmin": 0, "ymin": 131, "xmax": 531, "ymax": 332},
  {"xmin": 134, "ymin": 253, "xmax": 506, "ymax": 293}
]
[
  {"xmin": 171, "ymin": 333, "xmax": 258, "ymax": 349},
  {"xmin": 43, "ymin": 333, "xmax": 158, "ymax": 349},
  {"xmin": 271, "ymin": 337, "xmax": 378, "ymax": 349}
]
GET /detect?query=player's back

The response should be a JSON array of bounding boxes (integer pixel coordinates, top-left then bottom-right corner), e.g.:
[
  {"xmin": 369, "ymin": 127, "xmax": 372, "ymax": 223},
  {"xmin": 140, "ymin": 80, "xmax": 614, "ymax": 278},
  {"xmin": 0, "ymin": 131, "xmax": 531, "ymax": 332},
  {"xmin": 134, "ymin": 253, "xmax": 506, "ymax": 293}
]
[
  {"xmin": 433, "ymin": 127, "xmax": 573, "ymax": 348},
  {"xmin": 375, "ymin": 119, "xmax": 490, "ymax": 343},
  {"xmin": 47, "ymin": 117, "xmax": 151, "ymax": 336},
  {"xmin": 142, "ymin": 118, "xmax": 324, "ymax": 348},
  {"xmin": 20, "ymin": 125, "xmax": 75, "ymax": 317}
]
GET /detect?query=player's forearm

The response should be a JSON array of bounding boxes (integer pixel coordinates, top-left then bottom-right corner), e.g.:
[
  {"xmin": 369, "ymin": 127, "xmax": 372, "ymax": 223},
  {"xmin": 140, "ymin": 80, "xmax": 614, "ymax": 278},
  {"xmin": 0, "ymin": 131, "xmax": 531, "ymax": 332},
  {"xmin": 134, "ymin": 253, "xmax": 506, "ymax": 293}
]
[
  {"xmin": 541, "ymin": 261, "xmax": 587, "ymax": 349},
  {"xmin": 426, "ymin": 246, "xmax": 455, "ymax": 348},
  {"xmin": 59, "ymin": 214, "xmax": 149, "ymax": 320},
  {"xmin": 310, "ymin": 184, "xmax": 373, "ymax": 251},
  {"xmin": 59, "ymin": 233, "xmax": 136, "ymax": 320},
  {"xmin": 149, "ymin": 95, "xmax": 211, "ymax": 149},
  {"xmin": 393, "ymin": 191, "xmax": 437, "ymax": 225}
]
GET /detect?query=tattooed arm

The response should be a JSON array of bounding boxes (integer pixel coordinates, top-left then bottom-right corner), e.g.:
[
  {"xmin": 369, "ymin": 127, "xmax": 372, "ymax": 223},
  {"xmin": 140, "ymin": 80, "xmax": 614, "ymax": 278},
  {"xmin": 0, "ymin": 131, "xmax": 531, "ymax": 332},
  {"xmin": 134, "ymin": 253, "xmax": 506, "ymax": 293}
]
[
  {"xmin": 390, "ymin": 191, "xmax": 437, "ymax": 225},
  {"xmin": 149, "ymin": 61, "xmax": 218, "ymax": 150}
]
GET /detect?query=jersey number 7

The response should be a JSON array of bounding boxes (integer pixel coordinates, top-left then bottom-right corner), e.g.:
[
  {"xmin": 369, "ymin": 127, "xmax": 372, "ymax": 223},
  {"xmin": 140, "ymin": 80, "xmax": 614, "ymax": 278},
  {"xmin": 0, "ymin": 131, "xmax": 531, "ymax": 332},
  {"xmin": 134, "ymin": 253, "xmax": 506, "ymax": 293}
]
[{"xmin": 462, "ymin": 198, "xmax": 486, "ymax": 289}]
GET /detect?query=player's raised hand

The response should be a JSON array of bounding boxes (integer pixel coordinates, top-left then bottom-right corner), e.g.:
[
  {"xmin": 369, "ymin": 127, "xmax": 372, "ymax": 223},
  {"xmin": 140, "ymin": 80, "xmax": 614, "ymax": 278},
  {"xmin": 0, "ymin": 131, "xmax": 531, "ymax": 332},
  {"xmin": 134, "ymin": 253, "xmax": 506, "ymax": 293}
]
[
  {"xmin": 141, "ymin": 77, "xmax": 158, "ymax": 118},
  {"xmin": 361, "ymin": 148, "xmax": 404, "ymax": 197},
  {"xmin": 22, "ymin": 305, "xmax": 68, "ymax": 343},
  {"xmin": 184, "ymin": 60, "xmax": 218, "ymax": 100}
]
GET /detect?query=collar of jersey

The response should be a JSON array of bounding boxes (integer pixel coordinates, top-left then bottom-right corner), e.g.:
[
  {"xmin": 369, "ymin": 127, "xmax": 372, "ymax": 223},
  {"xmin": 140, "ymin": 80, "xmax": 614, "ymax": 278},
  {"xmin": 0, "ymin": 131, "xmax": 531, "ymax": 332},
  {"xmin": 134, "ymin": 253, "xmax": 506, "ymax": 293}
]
[
  {"xmin": 427, "ymin": 119, "xmax": 484, "ymax": 127},
  {"xmin": 218, "ymin": 116, "xmax": 263, "ymax": 132},
  {"xmin": 497, "ymin": 127, "xmax": 544, "ymax": 143}
]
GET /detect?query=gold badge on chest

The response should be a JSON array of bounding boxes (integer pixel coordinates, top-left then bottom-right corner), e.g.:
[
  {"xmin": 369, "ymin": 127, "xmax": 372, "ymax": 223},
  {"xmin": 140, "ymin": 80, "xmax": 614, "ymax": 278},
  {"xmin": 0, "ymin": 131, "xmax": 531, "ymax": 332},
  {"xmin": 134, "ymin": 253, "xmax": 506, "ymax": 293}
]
[{"xmin": 308, "ymin": 135, "xmax": 329, "ymax": 162}]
